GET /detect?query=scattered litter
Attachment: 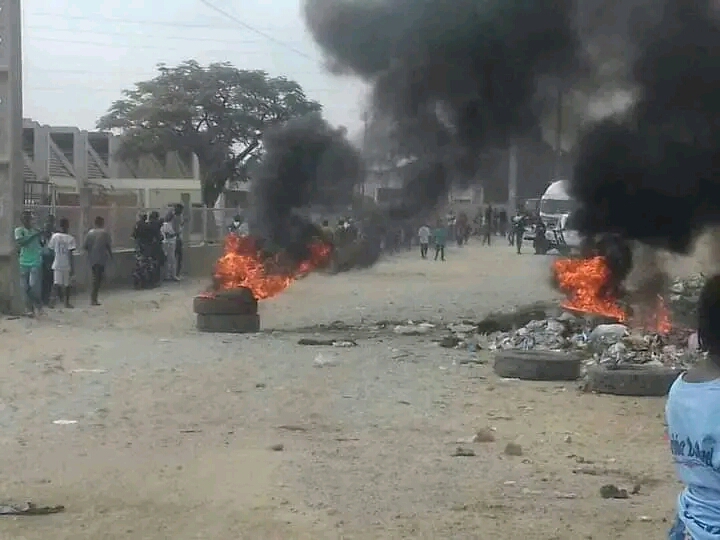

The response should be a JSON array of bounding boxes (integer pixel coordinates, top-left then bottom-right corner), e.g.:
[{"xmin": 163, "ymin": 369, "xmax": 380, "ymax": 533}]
[
  {"xmin": 298, "ymin": 338, "xmax": 357, "ymax": 347},
  {"xmin": 504, "ymin": 443, "xmax": 523, "ymax": 456},
  {"xmin": 394, "ymin": 324, "xmax": 431, "ymax": 336},
  {"xmin": 70, "ymin": 369, "xmax": 108, "ymax": 374},
  {"xmin": 555, "ymin": 492, "xmax": 578, "ymax": 499},
  {"xmin": 270, "ymin": 443, "xmax": 284, "ymax": 451},
  {"xmin": 453, "ymin": 446, "xmax": 476, "ymax": 457},
  {"xmin": 313, "ymin": 353, "xmax": 338, "ymax": 367},
  {"xmin": 52, "ymin": 419, "xmax": 77, "ymax": 425},
  {"xmin": 0, "ymin": 502, "xmax": 65, "ymax": 516}
]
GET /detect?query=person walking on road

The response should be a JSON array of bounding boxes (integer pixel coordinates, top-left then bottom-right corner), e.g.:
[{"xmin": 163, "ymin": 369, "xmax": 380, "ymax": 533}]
[
  {"xmin": 512, "ymin": 212, "xmax": 526, "ymax": 255},
  {"xmin": 84, "ymin": 216, "xmax": 113, "ymax": 306},
  {"xmin": 14, "ymin": 210, "xmax": 44, "ymax": 317},
  {"xmin": 170, "ymin": 204, "xmax": 185, "ymax": 279},
  {"xmin": 482, "ymin": 205, "xmax": 493, "ymax": 246},
  {"xmin": 418, "ymin": 224, "xmax": 431, "ymax": 258},
  {"xmin": 48, "ymin": 217, "xmax": 77, "ymax": 308},
  {"xmin": 433, "ymin": 221, "xmax": 447, "ymax": 261}
]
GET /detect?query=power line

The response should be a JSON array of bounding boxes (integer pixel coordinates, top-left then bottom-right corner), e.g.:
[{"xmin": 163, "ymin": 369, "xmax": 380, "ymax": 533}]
[
  {"xmin": 26, "ymin": 84, "xmax": 351, "ymax": 94},
  {"xmin": 196, "ymin": 0, "xmax": 315, "ymax": 61},
  {"xmin": 25, "ymin": 35, "xmax": 271, "ymax": 53},
  {"xmin": 27, "ymin": 24, "xmax": 272, "ymax": 45},
  {"xmin": 27, "ymin": 12, "xmax": 256, "ymax": 30}
]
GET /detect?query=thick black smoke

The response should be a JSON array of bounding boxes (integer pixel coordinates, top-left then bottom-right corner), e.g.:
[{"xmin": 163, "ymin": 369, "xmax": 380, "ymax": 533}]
[
  {"xmin": 304, "ymin": 0, "xmax": 586, "ymax": 210},
  {"xmin": 251, "ymin": 114, "xmax": 363, "ymax": 262},
  {"xmin": 572, "ymin": 0, "xmax": 720, "ymax": 254}
]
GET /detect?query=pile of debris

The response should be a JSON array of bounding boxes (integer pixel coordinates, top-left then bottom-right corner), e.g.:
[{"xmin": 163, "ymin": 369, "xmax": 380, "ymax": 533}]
[
  {"xmin": 430, "ymin": 298, "xmax": 703, "ymax": 369},
  {"xmin": 485, "ymin": 314, "xmax": 700, "ymax": 368}
]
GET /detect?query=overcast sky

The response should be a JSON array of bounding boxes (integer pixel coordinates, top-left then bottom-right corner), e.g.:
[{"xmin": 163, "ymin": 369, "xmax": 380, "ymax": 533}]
[{"xmin": 22, "ymin": 0, "xmax": 369, "ymax": 140}]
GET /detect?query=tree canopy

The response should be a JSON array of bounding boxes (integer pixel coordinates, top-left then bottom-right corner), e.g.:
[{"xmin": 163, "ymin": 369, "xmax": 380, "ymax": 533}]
[{"xmin": 97, "ymin": 60, "xmax": 323, "ymax": 205}]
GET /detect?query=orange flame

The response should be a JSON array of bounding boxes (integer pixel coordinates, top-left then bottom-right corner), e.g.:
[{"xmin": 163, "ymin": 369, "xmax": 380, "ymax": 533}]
[
  {"xmin": 212, "ymin": 234, "xmax": 331, "ymax": 300},
  {"xmin": 553, "ymin": 256, "xmax": 673, "ymax": 333},
  {"xmin": 553, "ymin": 256, "xmax": 627, "ymax": 321}
]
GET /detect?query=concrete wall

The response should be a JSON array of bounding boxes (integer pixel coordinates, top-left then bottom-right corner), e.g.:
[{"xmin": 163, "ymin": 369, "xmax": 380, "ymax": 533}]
[
  {"xmin": 71, "ymin": 243, "xmax": 223, "ymax": 291},
  {"xmin": 0, "ymin": 244, "xmax": 224, "ymax": 308}
]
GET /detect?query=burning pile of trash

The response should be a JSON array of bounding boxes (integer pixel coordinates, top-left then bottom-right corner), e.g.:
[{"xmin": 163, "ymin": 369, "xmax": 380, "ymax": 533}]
[
  {"xmin": 484, "ymin": 312, "xmax": 700, "ymax": 368},
  {"xmin": 473, "ymin": 257, "xmax": 704, "ymax": 368}
]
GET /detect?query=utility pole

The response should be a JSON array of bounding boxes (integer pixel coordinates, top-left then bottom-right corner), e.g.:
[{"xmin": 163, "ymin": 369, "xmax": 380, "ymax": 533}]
[
  {"xmin": 553, "ymin": 87, "xmax": 563, "ymax": 181},
  {"xmin": 508, "ymin": 143, "xmax": 518, "ymax": 217},
  {"xmin": 0, "ymin": 0, "xmax": 24, "ymax": 314}
]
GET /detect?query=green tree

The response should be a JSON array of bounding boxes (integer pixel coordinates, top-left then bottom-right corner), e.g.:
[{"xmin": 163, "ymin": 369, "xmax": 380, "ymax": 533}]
[{"xmin": 97, "ymin": 60, "xmax": 322, "ymax": 205}]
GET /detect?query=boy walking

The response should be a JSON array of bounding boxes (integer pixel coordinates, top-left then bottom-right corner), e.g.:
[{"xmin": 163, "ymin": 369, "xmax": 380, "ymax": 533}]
[
  {"xmin": 47, "ymin": 217, "xmax": 77, "ymax": 308},
  {"xmin": 433, "ymin": 221, "xmax": 447, "ymax": 261},
  {"xmin": 84, "ymin": 216, "xmax": 113, "ymax": 306},
  {"xmin": 14, "ymin": 211, "xmax": 44, "ymax": 316}
]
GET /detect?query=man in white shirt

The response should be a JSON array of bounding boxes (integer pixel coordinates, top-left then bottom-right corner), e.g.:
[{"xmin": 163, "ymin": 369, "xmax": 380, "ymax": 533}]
[
  {"xmin": 160, "ymin": 218, "xmax": 179, "ymax": 281},
  {"xmin": 418, "ymin": 224, "xmax": 431, "ymax": 259},
  {"xmin": 47, "ymin": 217, "xmax": 77, "ymax": 308}
]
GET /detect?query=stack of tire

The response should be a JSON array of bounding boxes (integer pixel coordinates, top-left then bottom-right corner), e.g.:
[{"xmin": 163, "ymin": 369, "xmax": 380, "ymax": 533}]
[
  {"xmin": 493, "ymin": 349, "xmax": 682, "ymax": 397},
  {"xmin": 193, "ymin": 288, "xmax": 260, "ymax": 333}
]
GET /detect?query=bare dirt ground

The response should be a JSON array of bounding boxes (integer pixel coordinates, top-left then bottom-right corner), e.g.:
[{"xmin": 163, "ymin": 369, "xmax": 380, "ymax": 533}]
[{"xmin": 0, "ymin": 238, "xmax": 703, "ymax": 539}]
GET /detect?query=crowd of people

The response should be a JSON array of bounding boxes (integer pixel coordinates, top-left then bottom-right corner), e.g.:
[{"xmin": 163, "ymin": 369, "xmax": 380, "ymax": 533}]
[
  {"xmin": 131, "ymin": 204, "xmax": 185, "ymax": 289},
  {"xmin": 13, "ymin": 203, "xmax": 186, "ymax": 317}
]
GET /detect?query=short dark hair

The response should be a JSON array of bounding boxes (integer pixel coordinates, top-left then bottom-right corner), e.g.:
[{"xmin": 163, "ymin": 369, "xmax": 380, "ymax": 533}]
[
  {"xmin": 698, "ymin": 275, "xmax": 720, "ymax": 358},
  {"xmin": 58, "ymin": 217, "xmax": 70, "ymax": 230},
  {"xmin": 94, "ymin": 216, "xmax": 105, "ymax": 227}
]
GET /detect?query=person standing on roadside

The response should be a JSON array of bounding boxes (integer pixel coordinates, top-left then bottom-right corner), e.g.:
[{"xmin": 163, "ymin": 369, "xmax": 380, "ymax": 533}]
[
  {"xmin": 170, "ymin": 204, "xmax": 185, "ymax": 279},
  {"xmin": 48, "ymin": 217, "xmax": 77, "ymax": 308},
  {"xmin": 160, "ymin": 217, "xmax": 179, "ymax": 281},
  {"xmin": 418, "ymin": 223, "xmax": 431, "ymax": 259},
  {"xmin": 14, "ymin": 211, "xmax": 44, "ymax": 316},
  {"xmin": 84, "ymin": 216, "xmax": 113, "ymax": 306},
  {"xmin": 40, "ymin": 214, "xmax": 56, "ymax": 306},
  {"xmin": 433, "ymin": 220, "xmax": 447, "ymax": 261}
]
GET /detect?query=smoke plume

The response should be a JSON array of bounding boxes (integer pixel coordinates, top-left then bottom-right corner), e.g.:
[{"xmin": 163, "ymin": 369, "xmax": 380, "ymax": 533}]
[
  {"xmin": 251, "ymin": 114, "xmax": 363, "ymax": 262},
  {"xmin": 571, "ymin": 0, "xmax": 720, "ymax": 255},
  {"xmin": 304, "ymin": 0, "xmax": 586, "ymax": 210}
]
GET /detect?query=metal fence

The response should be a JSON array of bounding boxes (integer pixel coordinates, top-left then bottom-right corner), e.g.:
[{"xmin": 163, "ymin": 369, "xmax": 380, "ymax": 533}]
[{"xmin": 23, "ymin": 205, "xmax": 238, "ymax": 251}]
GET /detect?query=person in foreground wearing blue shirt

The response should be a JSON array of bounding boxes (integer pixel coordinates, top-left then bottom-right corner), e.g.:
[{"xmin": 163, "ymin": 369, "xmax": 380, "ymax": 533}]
[{"xmin": 667, "ymin": 274, "xmax": 720, "ymax": 539}]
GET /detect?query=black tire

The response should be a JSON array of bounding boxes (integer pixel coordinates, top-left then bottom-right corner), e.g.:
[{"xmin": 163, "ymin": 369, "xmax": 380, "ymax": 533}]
[
  {"xmin": 585, "ymin": 365, "xmax": 683, "ymax": 397},
  {"xmin": 493, "ymin": 350, "xmax": 582, "ymax": 381},
  {"xmin": 193, "ymin": 292, "xmax": 258, "ymax": 315},
  {"xmin": 196, "ymin": 313, "xmax": 260, "ymax": 333}
]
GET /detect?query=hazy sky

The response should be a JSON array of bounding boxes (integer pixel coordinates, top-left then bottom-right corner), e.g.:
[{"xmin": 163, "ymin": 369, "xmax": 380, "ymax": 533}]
[{"xmin": 22, "ymin": 0, "xmax": 369, "ymax": 140}]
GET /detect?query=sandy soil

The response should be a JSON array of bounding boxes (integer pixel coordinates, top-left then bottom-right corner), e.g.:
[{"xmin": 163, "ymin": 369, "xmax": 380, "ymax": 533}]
[{"xmin": 0, "ymin": 239, "xmax": 698, "ymax": 539}]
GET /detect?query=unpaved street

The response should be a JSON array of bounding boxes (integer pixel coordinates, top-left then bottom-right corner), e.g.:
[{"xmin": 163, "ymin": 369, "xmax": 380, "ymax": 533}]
[{"xmin": 0, "ymin": 241, "xmax": 690, "ymax": 539}]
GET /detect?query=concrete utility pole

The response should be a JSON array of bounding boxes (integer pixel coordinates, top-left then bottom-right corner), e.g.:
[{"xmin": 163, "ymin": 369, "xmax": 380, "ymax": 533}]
[
  {"xmin": 508, "ymin": 143, "xmax": 518, "ymax": 217},
  {"xmin": 0, "ymin": 0, "xmax": 25, "ymax": 313}
]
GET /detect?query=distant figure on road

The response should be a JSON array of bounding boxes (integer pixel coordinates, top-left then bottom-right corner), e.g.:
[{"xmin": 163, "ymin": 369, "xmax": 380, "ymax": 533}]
[
  {"xmin": 418, "ymin": 224, "xmax": 431, "ymax": 258},
  {"xmin": 170, "ymin": 204, "xmax": 185, "ymax": 279},
  {"xmin": 14, "ymin": 210, "xmax": 44, "ymax": 317},
  {"xmin": 433, "ymin": 221, "xmax": 447, "ymax": 261},
  {"xmin": 48, "ymin": 217, "xmax": 77, "ymax": 308},
  {"xmin": 84, "ymin": 216, "xmax": 113, "ymax": 306},
  {"xmin": 482, "ymin": 205, "xmax": 493, "ymax": 245},
  {"xmin": 512, "ymin": 212, "xmax": 526, "ymax": 254}
]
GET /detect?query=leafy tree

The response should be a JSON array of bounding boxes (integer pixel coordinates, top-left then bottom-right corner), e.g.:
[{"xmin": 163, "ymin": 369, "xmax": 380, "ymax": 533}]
[{"xmin": 97, "ymin": 60, "xmax": 323, "ymax": 205}]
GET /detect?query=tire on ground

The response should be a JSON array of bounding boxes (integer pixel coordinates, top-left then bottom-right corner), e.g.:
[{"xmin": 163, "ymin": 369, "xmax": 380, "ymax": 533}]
[
  {"xmin": 493, "ymin": 350, "xmax": 582, "ymax": 381},
  {"xmin": 193, "ymin": 292, "xmax": 258, "ymax": 315},
  {"xmin": 585, "ymin": 365, "xmax": 682, "ymax": 397},
  {"xmin": 196, "ymin": 313, "xmax": 260, "ymax": 333}
]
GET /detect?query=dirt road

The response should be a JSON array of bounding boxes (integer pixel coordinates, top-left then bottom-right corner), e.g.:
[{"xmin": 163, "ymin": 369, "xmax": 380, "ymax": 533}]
[{"xmin": 0, "ymin": 241, "xmax": 684, "ymax": 539}]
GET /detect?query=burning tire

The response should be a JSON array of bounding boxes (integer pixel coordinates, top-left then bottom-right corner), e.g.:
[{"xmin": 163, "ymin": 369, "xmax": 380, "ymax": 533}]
[
  {"xmin": 493, "ymin": 350, "xmax": 582, "ymax": 381},
  {"xmin": 585, "ymin": 365, "xmax": 682, "ymax": 397},
  {"xmin": 193, "ymin": 289, "xmax": 258, "ymax": 315},
  {"xmin": 196, "ymin": 313, "xmax": 260, "ymax": 333}
]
